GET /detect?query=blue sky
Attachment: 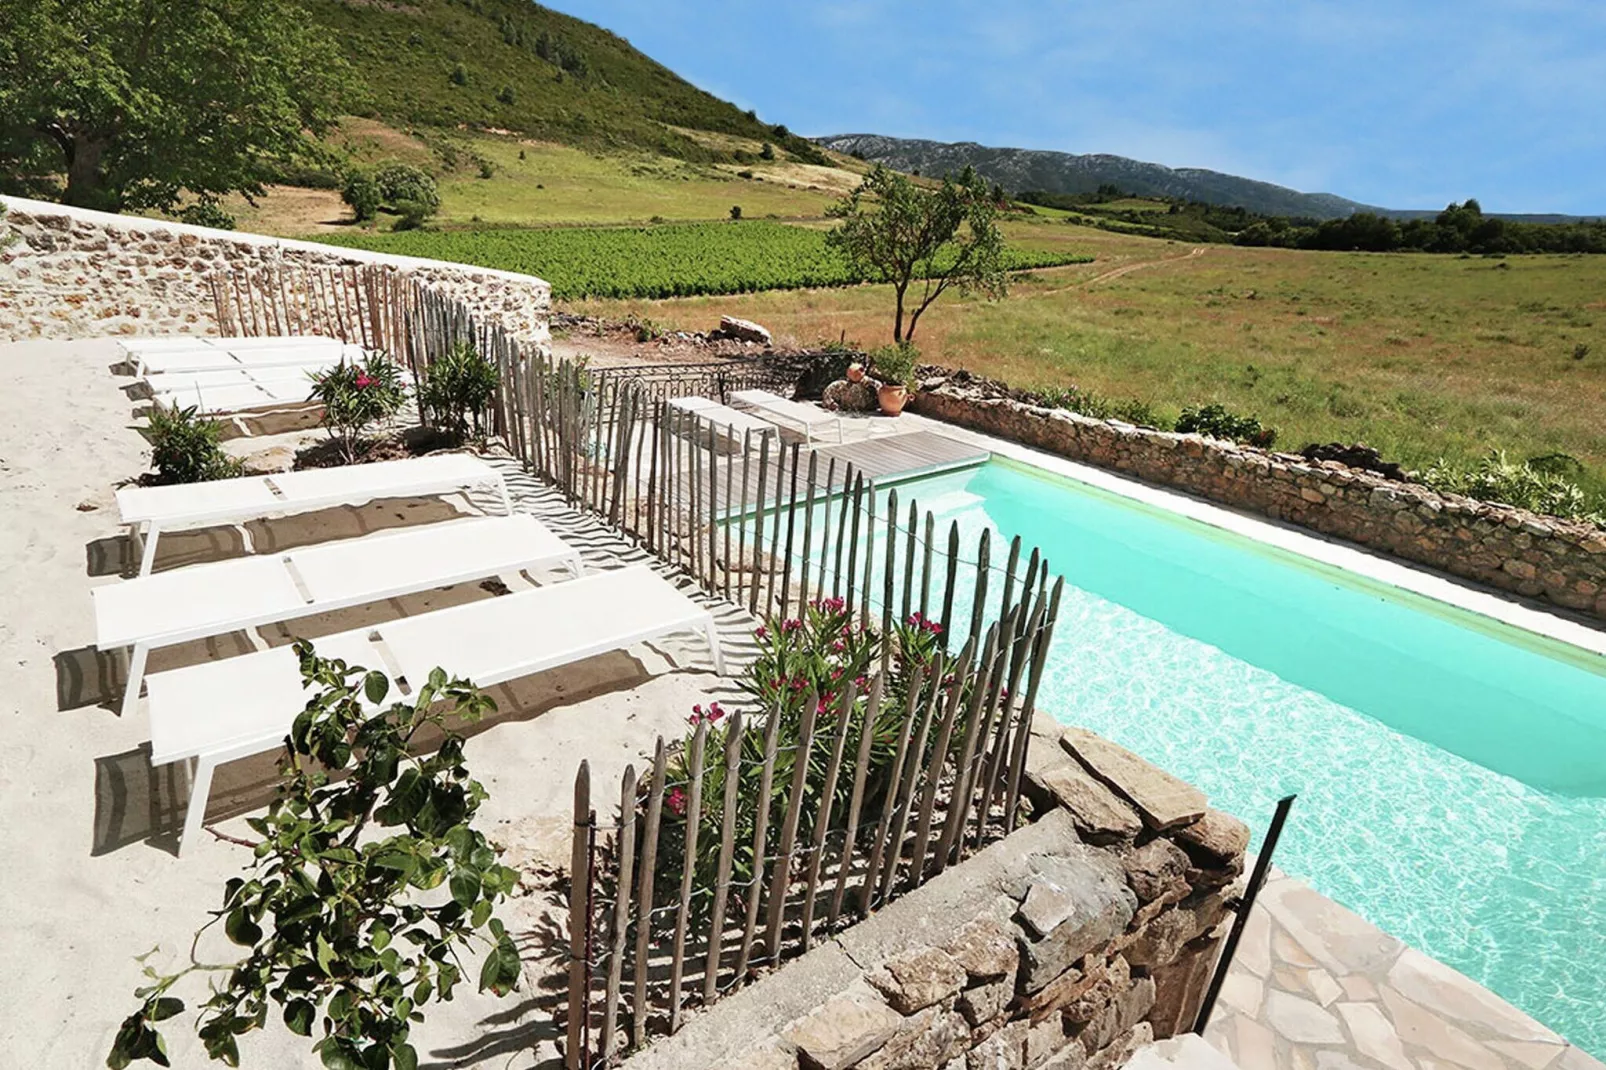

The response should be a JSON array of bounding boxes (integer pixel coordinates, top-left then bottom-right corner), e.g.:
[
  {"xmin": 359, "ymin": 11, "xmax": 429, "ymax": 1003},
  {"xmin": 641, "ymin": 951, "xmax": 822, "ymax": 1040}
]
[{"xmin": 550, "ymin": 0, "xmax": 1606, "ymax": 214}]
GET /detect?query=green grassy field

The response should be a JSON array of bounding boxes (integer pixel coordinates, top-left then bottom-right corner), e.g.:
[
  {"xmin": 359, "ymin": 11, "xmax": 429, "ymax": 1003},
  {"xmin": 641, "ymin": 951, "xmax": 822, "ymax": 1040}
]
[{"xmin": 575, "ymin": 219, "xmax": 1606, "ymax": 494}]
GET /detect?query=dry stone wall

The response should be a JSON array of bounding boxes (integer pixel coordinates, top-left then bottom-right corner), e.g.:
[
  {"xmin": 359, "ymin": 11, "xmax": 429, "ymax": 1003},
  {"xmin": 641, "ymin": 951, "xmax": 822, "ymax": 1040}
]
[
  {"xmin": 909, "ymin": 385, "xmax": 1606, "ymax": 621},
  {"xmin": 616, "ymin": 718, "xmax": 1246, "ymax": 1070},
  {"xmin": 0, "ymin": 195, "xmax": 550, "ymax": 346}
]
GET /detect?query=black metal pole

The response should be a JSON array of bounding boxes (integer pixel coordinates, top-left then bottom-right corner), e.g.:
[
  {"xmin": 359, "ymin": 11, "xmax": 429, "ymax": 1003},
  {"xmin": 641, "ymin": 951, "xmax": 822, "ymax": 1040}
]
[{"xmin": 1192, "ymin": 793, "xmax": 1296, "ymax": 1036}]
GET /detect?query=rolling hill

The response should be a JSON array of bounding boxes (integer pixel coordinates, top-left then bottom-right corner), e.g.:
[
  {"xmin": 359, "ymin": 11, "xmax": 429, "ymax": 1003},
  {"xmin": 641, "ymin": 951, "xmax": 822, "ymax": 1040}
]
[{"xmin": 300, "ymin": 0, "xmax": 821, "ymax": 164}]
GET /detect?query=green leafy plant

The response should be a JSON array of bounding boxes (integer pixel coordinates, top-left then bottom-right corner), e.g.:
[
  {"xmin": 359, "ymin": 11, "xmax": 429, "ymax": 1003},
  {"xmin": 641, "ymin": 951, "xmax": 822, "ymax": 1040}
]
[
  {"xmin": 419, "ymin": 343, "xmax": 499, "ymax": 442},
  {"xmin": 869, "ymin": 342, "xmax": 920, "ymax": 390},
  {"xmin": 340, "ymin": 170, "xmax": 382, "ymax": 222},
  {"xmin": 146, "ymin": 404, "xmax": 244, "ymax": 484},
  {"xmin": 1176, "ymin": 403, "xmax": 1276, "ymax": 448},
  {"xmin": 308, "ymin": 354, "xmax": 408, "ymax": 463},
  {"xmin": 654, "ymin": 599, "xmax": 957, "ymax": 923},
  {"xmin": 107, "ymin": 643, "xmax": 520, "ymax": 1070},
  {"xmin": 176, "ymin": 198, "xmax": 236, "ymax": 231},
  {"xmin": 1422, "ymin": 451, "xmax": 1605, "ymax": 526}
]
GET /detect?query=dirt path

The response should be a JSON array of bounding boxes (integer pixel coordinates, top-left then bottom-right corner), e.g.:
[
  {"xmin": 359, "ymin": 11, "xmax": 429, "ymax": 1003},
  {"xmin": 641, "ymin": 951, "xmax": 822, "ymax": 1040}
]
[{"xmin": 1040, "ymin": 245, "xmax": 1207, "ymax": 295}]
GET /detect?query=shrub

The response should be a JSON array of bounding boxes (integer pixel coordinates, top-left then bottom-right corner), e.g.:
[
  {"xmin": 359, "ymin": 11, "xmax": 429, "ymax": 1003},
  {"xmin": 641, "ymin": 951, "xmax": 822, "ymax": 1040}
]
[
  {"xmin": 374, "ymin": 163, "xmax": 440, "ymax": 215},
  {"xmin": 340, "ymin": 170, "xmax": 382, "ymax": 221},
  {"xmin": 419, "ymin": 343, "xmax": 499, "ymax": 441},
  {"xmin": 736, "ymin": 169, "xmax": 754, "ymax": 180},
  {"xmin": 497, "ymin": 84, "xmax": 516, "ymax": 105},
  {"xmin": 655, "ymin": 599, "xmax": 955, "ymax": 921},
  {"xmin": 1422, "ymin": 451, "xmax": 1605, "ymax": 525},
  {"xmin": 308, "ymin": 353, "xmax": 408, "ymax": 462},
  {"xmin": 759, "ymin": 141, "xmax": 775, "ymax": 161},
  {"xmin": 106, "ymin": 644, "xmax": 519, "ymax": 1070},
  {"xmin": 449, "ymin": 62, "xmax": 468, "ymax": 85},
  {"xmin": 176, "ymin": 199, "xmax": 235, "ymax": 230},
  {"xmin": 1038, "ymin": 385, "xmax": 1169, "ymax": 430},
  {"xmin": 1176, "ymin": 403, "xmax": 1276, "ymax": 448},
  {"xmin": 729, "ymin": 204, "xmax": 742, "ymax": 221},
  {"xmin": 477, "ymin": 160, "xmax": 495, "ymax": 179},
  {"xmin": 146, "ymin": 404, "xmax": 244, "ymax": 483},
  {"xmin": 869, "ymin": 342, "xmax": 920, "ymax": 390}
]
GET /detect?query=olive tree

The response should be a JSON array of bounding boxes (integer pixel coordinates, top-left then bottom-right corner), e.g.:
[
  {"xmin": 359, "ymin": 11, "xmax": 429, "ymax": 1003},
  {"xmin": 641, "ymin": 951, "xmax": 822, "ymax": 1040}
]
[
  {"xmin": 107, "ymin": 643, "xmax": 522, "ymax": 1070},
  {"xmin": 825, "ymin": 165, "xmax": 1007, "ymax": 344},
  {"xmin": 0, "ymin": 0, "xmax": 347, "ymax": 212}
]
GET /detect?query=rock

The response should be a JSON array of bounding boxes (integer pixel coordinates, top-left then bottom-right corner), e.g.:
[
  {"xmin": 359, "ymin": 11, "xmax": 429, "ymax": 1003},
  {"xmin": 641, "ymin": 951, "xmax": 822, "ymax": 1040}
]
[
  {"xmin": 1125, "ymin": 891, "xmax": 1231, "ymax": 969},
  {"xmin": 1078, "ymin": 976, "xmax": 1155, "ymax": 1058},
  {"xmin": 74, "ymin": 499, "xmax": 99, "ymax": 512},
  {"xmin": 966, "ymin": 1019, "xmax": 1029, "ymax": 1070},
  {"xmin": 823, "ymin": 377, "xmax": 879, "ymax": 413},
  {"xmin": 239, "ymin": 444, "xmax": 297, "ymax": 475},
  {"xmin": 1298, "ymin": 442, "xmax": 1406, "ymax": 481},
  {"xmin": 1170, "ymin": 810, "xmax": 1249, "ymax": 869},
  {"xmin": 1025, "ymin": 1017, "xmax": 1072, "ymax": 1068},
  {"xmin": 1121, "ymin": 839, "xmax": 1191, "ymax": 903},
  {"xmin": 1262, "ymin": 989, "xmax": 1345, "ymax": 1045},
  {"xmin": 718, "ymin": 314, "xmax": 771, "ymax": 345},
  {"xmin": 859, "ymin": 1007, "xmax": 971, "ymax": 1070},
  {"xmin": 947, "ymin": 920, "xmax": 1021, "ymax": 980},
  {"xmin": 1016, "ymin": 857, "xmax": 1138, "ymax": 993},
  {"xmin": 1063, "ymin": 956, "xmax": 1131, "ymax": 1026},
  {"xmin": 1085, "ymin": 1024, "xmax": 1154, "ymax": 1070},
  {"xmin": 957, "ymin": 976, "xmax": 1014, "ymax": 1026},
  {"xmin": 786, "ymin": 988, "xmax": 905, "ymax": 1070},
  {"xmin": 1030, "ymin": 762, "xmax": 1143, "ymax": 844},
  {"xmin": 1059, "ymin": 729, "xmax": 1207, "ymax": 832},
  {"xmin": 867, "ymin": 947, "xmax": 969, "ymax": 1014}
]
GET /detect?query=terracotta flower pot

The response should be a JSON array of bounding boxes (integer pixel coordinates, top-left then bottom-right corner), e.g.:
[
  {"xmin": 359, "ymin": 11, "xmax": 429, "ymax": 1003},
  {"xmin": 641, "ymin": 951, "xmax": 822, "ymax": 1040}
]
[
  {"xmin": 846, "ymin": 362, "xmax": 865, "ymax": 383},
  {"xmin": 878, "ymin": 383, "xmax": 909, "ymax": 416}
]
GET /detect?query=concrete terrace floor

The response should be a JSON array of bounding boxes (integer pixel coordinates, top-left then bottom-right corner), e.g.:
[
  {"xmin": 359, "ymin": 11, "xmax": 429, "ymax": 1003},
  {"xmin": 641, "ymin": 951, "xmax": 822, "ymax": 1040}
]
[{"xmin": 0, "ymin": 338, "xmax": 761, "ymax": 1068}]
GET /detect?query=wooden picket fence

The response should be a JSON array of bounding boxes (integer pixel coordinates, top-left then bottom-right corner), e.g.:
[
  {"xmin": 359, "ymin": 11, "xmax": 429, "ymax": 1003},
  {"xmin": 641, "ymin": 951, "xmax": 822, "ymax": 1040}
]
[{"xmin": 208, "ymin": 270, "xmax": 1066, "ymax": 1067}]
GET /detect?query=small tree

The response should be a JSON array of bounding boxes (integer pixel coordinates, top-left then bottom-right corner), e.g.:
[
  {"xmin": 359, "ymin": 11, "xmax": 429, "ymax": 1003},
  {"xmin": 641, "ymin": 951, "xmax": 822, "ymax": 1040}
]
[
  {"xmin": 419, "ymin": 343, "xmax": 500, "ymax": 442},
  {"xmin": 107, "ymin": 644, "xmax": 521, "ymax": 1069},
  {"xmin": 826, "ymin": 165, "xmax": 1007, "ymax": 344}
]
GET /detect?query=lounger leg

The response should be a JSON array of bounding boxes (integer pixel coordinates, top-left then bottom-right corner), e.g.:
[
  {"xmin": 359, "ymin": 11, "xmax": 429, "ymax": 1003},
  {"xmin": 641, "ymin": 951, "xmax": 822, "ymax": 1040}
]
[
  {"xmin": 703, "ymin": 615, "xmax": 726, "ymax": 676},
  {"xmin": 120, "ymin": 642, "xmax": 149, "ymax": 718},
  {"xmin": 179, "ymin": 757, "xmax": 217, "ymax": 857},
  {"xmin": 497, "ymin": 477, "xmax": 514, "ymax": 515},
  {"xmin": 567, "ymin": 553, "xmax": 585, "ymax": 578},
  {"xmin": 137, "ymin": 522, "xmax": 160, "ymax": 577}
]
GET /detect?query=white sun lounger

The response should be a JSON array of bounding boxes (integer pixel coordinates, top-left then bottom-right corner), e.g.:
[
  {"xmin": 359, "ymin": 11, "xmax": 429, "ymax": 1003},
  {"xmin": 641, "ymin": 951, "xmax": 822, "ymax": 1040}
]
[
  {"xmin": 95, "ymin": 513, "xmax": 583, "ymax": 717},
  {"xmin": 667, "ymin": 396, "xmax": 779, "ymax": 446},
  {"xmin": 729, "ymin": 389, "xmax": 844, "ymax": 444},
  {"xmin": 118, "ymin": 454, "xmax": 513, "ymax": 576},
  {"xmin": 146, "ymin": 565, "xmax": 721, "ymax": 854},
  {"xmin": 144, "ymin": 366, "xmax": 323, "ymax": 395},
  {"xmin": 119, "ymin": 334, "xmax": 342, "ymax": 358},
  {"xmin": 132, "ymin": 343, "xmax": 360, "ymax": 378},
  {"xmin": 149, "ymin": 379, "xmax": 319, "ymax": 418}
]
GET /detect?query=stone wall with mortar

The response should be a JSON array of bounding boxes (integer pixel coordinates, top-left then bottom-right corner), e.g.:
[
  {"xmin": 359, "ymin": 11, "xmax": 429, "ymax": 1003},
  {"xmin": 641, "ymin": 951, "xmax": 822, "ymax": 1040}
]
[
  {"xmin": 908, "ymin": 386, "xmax": 1606, "ymax": 622},
  {"xmin": 615, "ymin": 717, "xmax": 1247, "ymax": 1070},
  {"xmin": 0, "ymin": 195, "xmax": 550, "ymax": 346}
]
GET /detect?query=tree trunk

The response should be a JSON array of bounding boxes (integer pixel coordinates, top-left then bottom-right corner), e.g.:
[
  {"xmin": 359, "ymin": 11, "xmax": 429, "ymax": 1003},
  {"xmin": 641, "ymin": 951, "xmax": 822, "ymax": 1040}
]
[
  {"xmin": 60, "ymin": 131, "xmax": 117, "ymax": 211},
  {"xmin": 892, "ymin": 283, "xmax": 908, "ymax": 343}
]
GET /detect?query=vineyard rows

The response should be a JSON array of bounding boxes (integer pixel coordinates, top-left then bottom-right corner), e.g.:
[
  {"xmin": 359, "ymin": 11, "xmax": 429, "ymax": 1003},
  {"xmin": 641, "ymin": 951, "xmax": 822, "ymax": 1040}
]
[{"xmin": 318, "ymin": 221, "xmax": 1092, "ymax": 300}]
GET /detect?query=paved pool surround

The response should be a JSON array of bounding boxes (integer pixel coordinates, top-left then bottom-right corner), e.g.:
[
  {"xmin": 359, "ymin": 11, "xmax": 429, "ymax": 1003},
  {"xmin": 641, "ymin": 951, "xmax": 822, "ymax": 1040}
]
[
  {"xmin": 0, "ymin": 195, "xmax": 551, "ymax": 345},
  {"xmin": 908, "ymin": 382, "xmax": 1606, "ymax": 623}
]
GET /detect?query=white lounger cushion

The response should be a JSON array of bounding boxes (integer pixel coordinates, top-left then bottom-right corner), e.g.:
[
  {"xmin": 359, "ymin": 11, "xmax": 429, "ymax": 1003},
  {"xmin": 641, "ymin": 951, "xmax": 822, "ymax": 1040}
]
[
  {"xmin": 117, "ymin": 454, "xmax": 513, "ymax": 576},
  {"xmin": 730, "ymin": 389, "xmax": 844, "ymax": 443},
  {"xmin": 145, "ymin": 565, "xmax": 721, "ymax": 854},
  {"xmin": 151, "ymin": 380, "xmax": 316, "ymax": 415},
  {"xmin": 96, "ymin": 513, "xmax": 583, "ymax": 718},
  {"xmin": 135, "ymin": 343, "xmax": 359, "ymax": 377},
  {"xmin": 95, "ymin": 514, "xmax": 577, "ymax": 649},
  {"xmin": 668, "ymin": 396, "xmax": 778, "ymax": 440}
]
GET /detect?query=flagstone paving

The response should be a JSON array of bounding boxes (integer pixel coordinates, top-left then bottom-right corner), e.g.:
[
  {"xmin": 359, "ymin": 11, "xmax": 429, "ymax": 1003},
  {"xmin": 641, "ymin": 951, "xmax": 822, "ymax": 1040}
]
[{"xmin": 1204, "ymin": 871, "xmax": 1604, "ymax": 1070}]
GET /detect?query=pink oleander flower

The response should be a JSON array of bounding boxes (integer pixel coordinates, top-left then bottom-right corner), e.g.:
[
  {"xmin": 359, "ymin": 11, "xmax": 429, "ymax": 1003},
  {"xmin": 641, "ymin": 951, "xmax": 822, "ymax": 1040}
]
[
  {"xmin": 355, "ymin": 373, "xmax": 376, "ymax": 389},
  {"xmin": 790, "ymin": 676, "xmax": 806, "ymax": 691},
  {"xmin": 754, "ymin": 625, "xmax": 768, "ymax": 640},
  {"xmin": 708, "ymin": 702, "xmax": 726, "ymax": 723},
  {"xmin": 667, "ymin": 787, "xmax": 687, "ymax": 816},
  {"xmin": 780, "ymin": 617, "xmax": 803, "ymax": 634},
  {"xmin": 831, "ymin": 639, "xmax": 845, "ymax": 653}
]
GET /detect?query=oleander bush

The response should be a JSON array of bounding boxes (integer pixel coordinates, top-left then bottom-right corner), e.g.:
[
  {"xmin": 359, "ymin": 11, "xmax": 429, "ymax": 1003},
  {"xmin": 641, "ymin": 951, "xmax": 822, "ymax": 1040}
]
[
  {"xmin": 1422, "ymin": 451, "xmax": 1606, "ymax": 526},
  {"xmin": 418, "ymin": 343, "xmax": 499, "ymax": 441},
  {"xmin": 309, "ymin": 353, "xmax": 409, "ymax": 463},
  {"xmin": 146, "ymin": 404, "xmax": 244, "ymax": 484}
]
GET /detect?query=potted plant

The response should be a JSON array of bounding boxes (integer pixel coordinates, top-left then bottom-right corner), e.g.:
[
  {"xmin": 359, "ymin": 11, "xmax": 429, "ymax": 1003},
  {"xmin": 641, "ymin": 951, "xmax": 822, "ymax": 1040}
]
[{"xmin": 871, "ymin": 343, "xmax": 918, "ymax": 416}]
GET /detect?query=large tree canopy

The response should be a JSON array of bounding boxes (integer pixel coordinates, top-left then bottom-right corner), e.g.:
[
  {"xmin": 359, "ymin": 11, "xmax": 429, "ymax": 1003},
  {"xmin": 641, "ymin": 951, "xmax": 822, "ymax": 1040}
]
[
  {"xmin": 0, "ymin": 0, "xmax": 348, "ymax": 212},
  {"xmin": 825, "ymin": 165, "xmax": 1007, "ymax": 344}
]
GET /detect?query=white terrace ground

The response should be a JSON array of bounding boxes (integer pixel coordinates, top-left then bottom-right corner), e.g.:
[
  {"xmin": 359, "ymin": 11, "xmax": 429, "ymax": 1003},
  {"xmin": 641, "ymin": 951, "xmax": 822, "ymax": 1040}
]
[{"xmin": 0, "ymin": 337, "xmax": 1600, "ymax": 1070}]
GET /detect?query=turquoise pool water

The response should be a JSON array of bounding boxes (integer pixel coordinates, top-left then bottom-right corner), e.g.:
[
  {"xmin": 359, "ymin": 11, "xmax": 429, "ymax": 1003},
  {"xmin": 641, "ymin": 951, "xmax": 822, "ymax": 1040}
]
[{"xmin": 860, "ymin": 459, "xmax": 1606, "ymax": 1052}]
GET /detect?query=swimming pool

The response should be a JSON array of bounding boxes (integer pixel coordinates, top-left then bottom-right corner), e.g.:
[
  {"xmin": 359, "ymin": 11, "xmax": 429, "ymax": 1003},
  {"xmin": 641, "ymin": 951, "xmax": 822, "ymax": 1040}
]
[{"xmin": 882, "ymin": 458, "xmax": 1606, "ymax": 1053}]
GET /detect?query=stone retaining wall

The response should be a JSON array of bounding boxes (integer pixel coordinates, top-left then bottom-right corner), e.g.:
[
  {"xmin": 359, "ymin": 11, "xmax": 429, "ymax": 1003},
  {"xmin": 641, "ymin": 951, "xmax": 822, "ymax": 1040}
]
[
  {"xmin": 909, "ymin": 387, "xmax": 1606, "ymax": 621},
  {"xmin": 0, "ymin": 195, "xmax": 550, "ymax": 346},
  {"xmin": 616, "ymin": 717, "xmax": 1246, "ymax": 1070}
]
